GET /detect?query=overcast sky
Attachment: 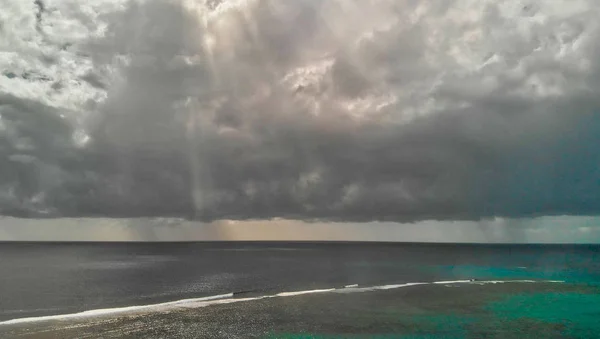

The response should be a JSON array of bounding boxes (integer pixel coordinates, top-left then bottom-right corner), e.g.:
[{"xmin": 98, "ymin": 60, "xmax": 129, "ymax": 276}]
[
  {"xmin": 1, "ymin": 0, "xmax": 600, "ymax": 242},
  {"xmin": 0, "ymin": 216, "xmax": 599, "ymax": 243}
]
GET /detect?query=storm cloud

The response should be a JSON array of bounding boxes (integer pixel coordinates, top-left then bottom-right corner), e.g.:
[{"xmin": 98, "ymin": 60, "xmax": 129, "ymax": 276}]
[{"xmin": 1, "ymin": 0, "xmax": 600, "ymax": 222}]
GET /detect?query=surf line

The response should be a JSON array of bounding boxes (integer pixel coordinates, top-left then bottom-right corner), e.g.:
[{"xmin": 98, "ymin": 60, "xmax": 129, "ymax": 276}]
[{"xmin": 0, "ymin": 279, "xmax": 563, "ymax": 326}]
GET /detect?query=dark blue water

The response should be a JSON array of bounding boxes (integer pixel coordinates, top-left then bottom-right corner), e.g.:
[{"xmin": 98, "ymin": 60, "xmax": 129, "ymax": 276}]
[{"xmin": 1, "ymin": 242, "xmax": 599, "ymax": 322}]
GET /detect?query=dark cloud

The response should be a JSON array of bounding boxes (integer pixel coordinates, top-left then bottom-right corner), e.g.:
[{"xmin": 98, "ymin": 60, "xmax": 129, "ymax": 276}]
[{"xmin": 1, "ymin": 0, "xmax": 600, "ymax": 222}]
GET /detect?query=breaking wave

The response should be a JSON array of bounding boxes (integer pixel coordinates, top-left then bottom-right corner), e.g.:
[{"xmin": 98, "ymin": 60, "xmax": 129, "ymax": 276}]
[{"xmin": 0, "ymin": 279, "xmax": 563, "ymax": 326}]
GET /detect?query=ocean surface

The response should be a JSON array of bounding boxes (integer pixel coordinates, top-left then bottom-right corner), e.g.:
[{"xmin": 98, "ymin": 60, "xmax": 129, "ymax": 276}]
[{"xmin": 1, "ymin": 242, "xmax": 599, "ymax": 337}]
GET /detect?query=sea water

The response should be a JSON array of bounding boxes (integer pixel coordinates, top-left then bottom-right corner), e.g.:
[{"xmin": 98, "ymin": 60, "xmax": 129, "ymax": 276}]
[{"xmin": 0, "ymin": 242, "xmax": 599, "ymax": 338}]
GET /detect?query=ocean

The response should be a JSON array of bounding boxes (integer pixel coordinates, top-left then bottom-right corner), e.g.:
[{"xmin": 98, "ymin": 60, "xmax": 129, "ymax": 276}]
[{"xmin": 1, "ymin": 242, "xmax": 599, "ymax": 338}]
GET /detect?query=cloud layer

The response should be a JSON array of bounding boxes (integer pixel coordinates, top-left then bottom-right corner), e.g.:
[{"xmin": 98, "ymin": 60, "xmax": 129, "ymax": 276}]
[{"xmin": 1, "ymin": 0, "xmax": 600, "ymax": 222}]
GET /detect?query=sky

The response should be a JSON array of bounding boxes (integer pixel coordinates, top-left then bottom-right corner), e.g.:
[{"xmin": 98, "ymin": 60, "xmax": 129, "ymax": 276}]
[
  {"xmin": 0, "ymin": 216, "xmax": 599, "ymax": 243},
  {"xmin": 1, "ymin": 0, "xmax": 600, "ymax": 242}
]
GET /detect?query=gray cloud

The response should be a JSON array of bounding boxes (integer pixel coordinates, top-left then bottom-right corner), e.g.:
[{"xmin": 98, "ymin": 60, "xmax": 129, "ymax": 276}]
[{"xmin": 1, "ymin": 0, "xmax": 600, "ymax": 222}]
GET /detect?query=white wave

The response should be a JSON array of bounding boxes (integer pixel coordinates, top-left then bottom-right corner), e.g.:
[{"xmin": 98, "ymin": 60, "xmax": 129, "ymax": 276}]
[
  {"xmin": 175, "ymin": 296, "xmax": 266, "ymax": 309},
  {"xmin": 367, "ymin": 282, "xmax": 427, "ymax": 290},
  {"xmin": 0, "ymin": 279, "xmax": 564, "ymax": 326},
  {"xmin": 0, "ymin": 293, "xmax": 233, "ymax": 325},
  {"xmin": 275, "ymin": 288, "xmax": 336, "ymax": 297},
  {"xmin": 432, "ymin": 280, "xmax": 473, "ymax": 284}
]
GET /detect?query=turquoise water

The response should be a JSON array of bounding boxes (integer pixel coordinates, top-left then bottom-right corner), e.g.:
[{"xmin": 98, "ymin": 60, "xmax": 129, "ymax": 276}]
[
  {"xmin": 488, "ymin": 292, "xmax": 600, "ymax": 339},
  {"xmin": 266, "ymin": 287, "xmax": 600, "ymax": 338},
  {"xmin": 426, "ymin": 265, "xmax": 600, "ymax": 338},
  {"xmin": 267, "ymin": 264, "xmax": 600, "ymax": 339}
]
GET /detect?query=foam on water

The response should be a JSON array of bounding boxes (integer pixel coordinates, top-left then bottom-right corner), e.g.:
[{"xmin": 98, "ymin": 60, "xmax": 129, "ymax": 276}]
[
  {"xmin": 433, "ymin": 280, "xmax": 473, "ymax": 284},
  {"xmin": 275, "ymin": 288, "xmax": 336, "ymax": 297},
  {"xmin": 366, "ymin": 282, "xmax": 428, "ymax": 290},
  {"xmin": 0, "ymin": 279, "xmax": 563, "ymax": 326},
  {"xmin": 0, "ymin": 293, "xmax": 234, "ymax": 325}
]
